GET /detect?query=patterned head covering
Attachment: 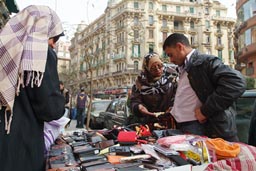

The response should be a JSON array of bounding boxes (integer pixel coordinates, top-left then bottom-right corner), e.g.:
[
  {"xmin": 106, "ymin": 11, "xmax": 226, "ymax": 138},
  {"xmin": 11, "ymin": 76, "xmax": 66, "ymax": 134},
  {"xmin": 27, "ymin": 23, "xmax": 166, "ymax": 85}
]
[
  {"xmin": 142, "ymin": 52, "xmax": 163, "ymax": 72},
  {"xmin": 135, "ymin": 52, "xmax": 178, "ymax": 95},
  {"xmin": 0, "ymin": 5, "xmax": 64, "ymax": 133}
]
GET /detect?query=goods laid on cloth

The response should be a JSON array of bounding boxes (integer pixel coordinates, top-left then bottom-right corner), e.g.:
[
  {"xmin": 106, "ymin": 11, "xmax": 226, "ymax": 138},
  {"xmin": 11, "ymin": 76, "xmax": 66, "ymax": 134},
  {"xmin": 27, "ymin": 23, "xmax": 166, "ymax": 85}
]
[{"xmin": 46, "ymin": 129, "xmax": 256, "ymax": 171}]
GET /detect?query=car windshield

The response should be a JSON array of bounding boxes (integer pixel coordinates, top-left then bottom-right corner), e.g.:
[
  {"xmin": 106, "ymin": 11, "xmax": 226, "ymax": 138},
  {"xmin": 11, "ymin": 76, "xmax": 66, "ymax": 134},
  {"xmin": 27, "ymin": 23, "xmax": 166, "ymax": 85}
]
[{"xmin": 92, "ymin": 101, "xmax": 111, "ymax": 112}]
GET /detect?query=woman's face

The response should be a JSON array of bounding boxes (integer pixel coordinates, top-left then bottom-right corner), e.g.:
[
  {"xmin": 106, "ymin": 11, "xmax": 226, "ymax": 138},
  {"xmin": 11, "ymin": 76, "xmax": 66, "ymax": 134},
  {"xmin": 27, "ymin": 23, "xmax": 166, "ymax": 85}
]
[
  {"xmin": 48, "ymin": 38, "xmax": 56, "ymax": 48},
  {"xmin": 149, "ymin": 62, "xmax": 164, "ymax": 77}
]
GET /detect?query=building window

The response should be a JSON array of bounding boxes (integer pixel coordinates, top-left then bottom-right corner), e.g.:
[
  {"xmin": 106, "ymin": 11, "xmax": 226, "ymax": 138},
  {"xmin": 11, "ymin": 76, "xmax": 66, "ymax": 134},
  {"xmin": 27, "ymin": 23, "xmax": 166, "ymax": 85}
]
[
  {"xmin": 162, "ymin": 19, "xmax": 167, "ymax": 27},
  {"xmin": 217, "ymin": 23, "xmax": 221, "ymax": 31},
  {"xmin": 217, "ymin": 37, "xmax": 222, "ymax": 44},
  {"xmin": 245, "ymin": 29, "xmax": 252, "ymax": 46},
  {"xmin": 134, "ymin": 30, "xmax": 139, "ymax": 39},
  {"xmin": 132, "ymin": 44, "xmax": 140, "ymax": 57},
  {"xmin": 176, "ymin": 6, "xmax": 180, "ymax": 13},
  {"xmin": 205, "ymin": 20, "xmax": 210, "ymax": 29},
  {"xmin": 205, "ymin": 7, "xmax": 209, "ymax": 14},
  {"xmin": 134, "ymin": 16, "xmax": 139, "ymax": 25},
  {"xmin": 149, "ymin": 44, "xmax": 154, "ymax": 53},
  {"xmin": 189, "ymin": 7, "xmax": 194, "ymax": 14},
  {"xmin": 162, "ymin": 32, "xmax": 167, "ymax": 42},
  {"xmin": 218, "ymin": 50, "xmax": 222, "ymax": 59},
  {"xmin": 190, "ymin": 35, "xmax": 195, "ymax": 44},
  {"xmin": 246, "ymin": 62, "xmax": 254, "ymax": 76},
  {"xmin": 206, "ymin": 35, "xmax": 210, "ymax": 43},
  {"xmin": 134, "ymin": 2, "xmax": 139, "ymax": 9},
  {"xmin": 216, "ymin": 10, "xmax": 220, "ymax": 16},
  {"xmin": 190, "ymin": 21, "xmax": 194, "ymax": 29},
  {"xmin": 174, "ymin": 21, "xmax": 183, "ymax": 30},
  {"xmin": 149, "ymin": 2, "xmax": 153, "ymax": 10},
  {"xmin": 149, "ymin": 15, "xmax": 154, "ymax": 25},
  {"xmin": 149, "ymin": 29, "xmax": 154, "ymax": 39},
  {"xmin": 162, "ymin": 5, "xmax": 167, "ymax": 12},
  {"xmin": 134, "ymin": 61, "xmax": 139, "ymax": 71},
  {"xmin": 206, "ymin": 48, "xmax": 211, "ymax": 54}
]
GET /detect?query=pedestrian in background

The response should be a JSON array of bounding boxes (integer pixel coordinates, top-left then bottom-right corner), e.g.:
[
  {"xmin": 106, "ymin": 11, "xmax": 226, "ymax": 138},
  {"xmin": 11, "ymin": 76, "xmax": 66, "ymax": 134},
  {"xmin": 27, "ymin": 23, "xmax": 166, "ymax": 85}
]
[
  {"xmin": 59, "ymin": 80, "xmax": 70, "ymax": 118},
  {"xmin": 76, "ymin": 87, "xmax": 88, "ymax": 128},
  {"xmin": 129, "ymin": 52, "xmax": 178, "ymax": 129},
  {"xmin": 163, "ymin": 33, "xmax": 246, "ymax": 142},
  {"xmin": 0, "ymin": 5, "xmax": 65, "ymax": 171}
]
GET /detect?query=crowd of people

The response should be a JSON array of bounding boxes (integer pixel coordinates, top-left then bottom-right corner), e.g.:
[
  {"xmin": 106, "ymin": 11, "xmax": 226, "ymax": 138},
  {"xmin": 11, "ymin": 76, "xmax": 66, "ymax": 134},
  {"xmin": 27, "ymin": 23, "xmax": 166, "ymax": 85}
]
[{"xmin": 0, "ymin": 4, "xmax": 252, "ymax": 171}]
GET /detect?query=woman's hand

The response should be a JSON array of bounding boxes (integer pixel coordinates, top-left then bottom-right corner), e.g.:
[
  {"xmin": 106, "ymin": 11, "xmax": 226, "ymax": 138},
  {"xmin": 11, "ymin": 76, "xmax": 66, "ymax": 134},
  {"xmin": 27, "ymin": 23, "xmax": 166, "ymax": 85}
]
[{"xmin": 138, "ymin": 104, "xmax": 156, "ymax": 117}]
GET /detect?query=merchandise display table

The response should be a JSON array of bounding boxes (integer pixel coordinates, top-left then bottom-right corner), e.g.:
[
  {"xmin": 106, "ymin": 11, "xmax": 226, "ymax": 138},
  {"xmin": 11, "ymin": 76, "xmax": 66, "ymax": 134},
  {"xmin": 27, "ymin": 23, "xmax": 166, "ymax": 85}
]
[{"xmin": 46, "ymin": 129, "xmax": 256, "ymax": 171}]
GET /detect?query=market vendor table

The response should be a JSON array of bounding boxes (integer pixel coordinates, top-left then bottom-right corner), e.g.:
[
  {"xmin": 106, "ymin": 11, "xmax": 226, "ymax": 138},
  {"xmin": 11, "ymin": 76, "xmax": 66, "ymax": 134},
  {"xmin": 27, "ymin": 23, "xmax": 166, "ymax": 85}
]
[{"xmin": 46, "ymin": 130, "xmax": 256, "ymax": 171}]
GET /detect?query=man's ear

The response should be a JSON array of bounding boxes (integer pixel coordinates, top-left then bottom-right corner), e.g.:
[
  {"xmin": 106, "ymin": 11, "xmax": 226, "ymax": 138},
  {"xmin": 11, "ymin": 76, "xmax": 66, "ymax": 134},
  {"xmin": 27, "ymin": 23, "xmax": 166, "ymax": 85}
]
[{"xmin": 176, "ymin": 42, "xmax": 184, "ymax": 50}]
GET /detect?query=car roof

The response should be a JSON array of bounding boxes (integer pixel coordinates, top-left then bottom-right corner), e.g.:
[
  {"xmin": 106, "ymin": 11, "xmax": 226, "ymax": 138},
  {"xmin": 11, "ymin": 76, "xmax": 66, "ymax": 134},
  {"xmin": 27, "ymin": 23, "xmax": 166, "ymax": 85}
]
[
  {"xmin": 92, "ymin": 99, "xmax": 112, "ymax": 102},
  {"xmin": 241, "ymin": 90, "xmax": 256, "ymax": 98}
]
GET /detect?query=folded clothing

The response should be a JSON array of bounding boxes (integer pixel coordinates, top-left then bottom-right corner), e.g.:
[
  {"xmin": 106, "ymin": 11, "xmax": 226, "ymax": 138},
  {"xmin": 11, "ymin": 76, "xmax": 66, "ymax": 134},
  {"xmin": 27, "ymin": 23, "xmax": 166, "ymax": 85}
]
[{"xmin": 206, "ymin": 138, "xmax": 240, "ymax": 159}]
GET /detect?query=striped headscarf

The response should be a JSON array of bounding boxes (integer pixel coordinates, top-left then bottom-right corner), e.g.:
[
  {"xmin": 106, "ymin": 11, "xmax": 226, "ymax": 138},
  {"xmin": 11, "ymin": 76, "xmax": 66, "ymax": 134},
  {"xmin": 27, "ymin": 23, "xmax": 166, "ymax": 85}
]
[{"xmin": 0, "ymin": 5, "xmax": 64, "ymax": 133}]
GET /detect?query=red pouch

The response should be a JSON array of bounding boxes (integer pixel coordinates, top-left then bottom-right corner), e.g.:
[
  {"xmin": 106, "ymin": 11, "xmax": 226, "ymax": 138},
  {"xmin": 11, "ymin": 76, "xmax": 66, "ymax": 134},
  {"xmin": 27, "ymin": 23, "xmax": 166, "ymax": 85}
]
[{"xmin": 117, "ymin": 131, "xmax": 147, "ymax": 144}]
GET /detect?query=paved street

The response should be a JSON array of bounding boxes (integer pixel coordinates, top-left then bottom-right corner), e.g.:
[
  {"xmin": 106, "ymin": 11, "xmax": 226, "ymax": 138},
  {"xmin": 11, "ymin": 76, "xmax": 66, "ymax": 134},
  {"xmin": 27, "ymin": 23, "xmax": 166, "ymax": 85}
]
[{"xmin": 65, "ymin": 119, "xmax": 85, "ymax": 132}]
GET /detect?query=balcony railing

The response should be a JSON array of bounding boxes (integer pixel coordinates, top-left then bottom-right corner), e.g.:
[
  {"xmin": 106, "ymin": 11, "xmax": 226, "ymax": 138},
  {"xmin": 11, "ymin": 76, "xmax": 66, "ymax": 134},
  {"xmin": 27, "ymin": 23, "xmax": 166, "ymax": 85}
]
[
  {"xmin": 191, "ymin": 42, "xmax": 199, "ymax": 48},
  {"xmin": 131, "ymin": 53, "xmax": 141, "ymax": 58},
  {"xmin": 215, "ymin": 30, "xmax": 223, "ymax": 37},
  {"xmin": 215, "ymin": 44, "xmax": 224, "ymax": 50},
  {"xmin": 112, "ymin": 53, "xmax": 125, "ymax": 61}
]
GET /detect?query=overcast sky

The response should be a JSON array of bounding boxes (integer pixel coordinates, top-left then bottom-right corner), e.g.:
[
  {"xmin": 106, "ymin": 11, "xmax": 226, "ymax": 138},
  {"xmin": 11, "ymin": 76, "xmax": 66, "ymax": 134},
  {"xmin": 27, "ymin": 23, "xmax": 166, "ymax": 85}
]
[
  {"xmin": 16, "ymin": 0, "xmax": 236, "ymax": 25},
  {"xmin": 16, "ymin": 0, "xmax": 108, "ymax": 25}
]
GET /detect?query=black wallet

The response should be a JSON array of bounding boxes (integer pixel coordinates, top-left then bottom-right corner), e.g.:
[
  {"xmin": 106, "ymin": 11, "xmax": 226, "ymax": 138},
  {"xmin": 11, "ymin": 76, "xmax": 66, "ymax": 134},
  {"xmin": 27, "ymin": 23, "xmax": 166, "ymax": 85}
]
[
  {"xmin": 81, "ymin": 159, "xmax": 108, "ymax": 170},
  {"xmin": 73, "ymin": 144, "xmax": 100, "ymax": 156},
  {"xmin": 109, "ymin": 146, "xmax": 131, "ymax": 156},
  {"xmin": 79, "ymin": 155, "xmax": 106, "ymax": 163},
  {"xmin": 85, "ymin": 163, "xmax": 115, "ymax": 171}
]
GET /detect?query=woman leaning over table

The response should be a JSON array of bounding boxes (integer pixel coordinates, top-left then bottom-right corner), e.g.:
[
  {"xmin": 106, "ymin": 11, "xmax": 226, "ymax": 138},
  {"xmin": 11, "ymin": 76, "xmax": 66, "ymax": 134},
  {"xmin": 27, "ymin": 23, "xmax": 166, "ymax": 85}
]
[{"xmin": 129, "ymin": 52, "xmax": 178, "ymax": 130}]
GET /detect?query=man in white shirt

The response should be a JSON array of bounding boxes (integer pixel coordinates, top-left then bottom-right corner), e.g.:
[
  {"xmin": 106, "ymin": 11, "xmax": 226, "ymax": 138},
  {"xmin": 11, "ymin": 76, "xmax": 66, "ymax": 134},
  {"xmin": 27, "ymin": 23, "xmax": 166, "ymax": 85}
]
[{"xmin": 163, "ymin": 33, "xmax": 246, "ymax": 142}]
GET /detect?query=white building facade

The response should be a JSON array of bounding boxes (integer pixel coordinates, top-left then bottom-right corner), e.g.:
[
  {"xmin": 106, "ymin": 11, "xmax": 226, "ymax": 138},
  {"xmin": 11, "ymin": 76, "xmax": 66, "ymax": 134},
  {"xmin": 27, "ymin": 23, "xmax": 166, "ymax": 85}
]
[{"xmin": 68, "ymin": 0, "xmax": 236, "ymax": 95}]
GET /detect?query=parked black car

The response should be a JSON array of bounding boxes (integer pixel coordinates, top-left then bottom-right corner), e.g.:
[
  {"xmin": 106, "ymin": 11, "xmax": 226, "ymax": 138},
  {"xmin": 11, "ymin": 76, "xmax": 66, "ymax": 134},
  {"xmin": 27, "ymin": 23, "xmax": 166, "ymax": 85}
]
[
  {"xmin": 236, "ymin": 89, "xmax": 256, "ymax": 143},
  {"xmin": 98, "ymin": 98, "xmax": 131, "ymax": 129},
  {"xmin": 96, "ymin": 90, "xmax": 256, "ymax": 143},
  {"xmin": 89, "ymin": 99, "xmax": 111, "ymax": 129}
]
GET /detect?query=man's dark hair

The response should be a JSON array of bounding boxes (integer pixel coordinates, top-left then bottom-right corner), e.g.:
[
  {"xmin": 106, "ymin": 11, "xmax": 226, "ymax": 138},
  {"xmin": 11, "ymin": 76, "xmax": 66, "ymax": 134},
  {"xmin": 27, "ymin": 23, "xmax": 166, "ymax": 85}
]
[
  {"xmin": 80, "ymin": 87, "xmax": 85, "ymax": 92},
  {"xmin": 59, "ymin": 80, "xmax": 64, "ymax": 85},
  {"xmin": 163, "ymin": 33, "xmax": 190, "ymax": 50}
]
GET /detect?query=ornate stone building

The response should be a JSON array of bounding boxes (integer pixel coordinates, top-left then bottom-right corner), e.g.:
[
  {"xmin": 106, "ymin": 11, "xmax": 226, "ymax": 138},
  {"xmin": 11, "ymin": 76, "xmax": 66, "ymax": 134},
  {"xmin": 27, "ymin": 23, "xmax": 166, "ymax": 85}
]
[
  {"xmin": 235, "ymin": 0, "xmax": 256, "ymax": 78},
  {"xmin": 69, "ymin": 0, "xmax": 236, "ymax": 95}
]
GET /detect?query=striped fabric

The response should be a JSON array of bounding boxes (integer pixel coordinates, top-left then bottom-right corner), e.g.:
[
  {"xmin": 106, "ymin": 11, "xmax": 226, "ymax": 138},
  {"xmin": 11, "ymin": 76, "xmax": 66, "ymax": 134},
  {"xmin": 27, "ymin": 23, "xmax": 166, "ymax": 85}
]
[
  {"xmin": 204, "ymin": 143, "xmax": 256, "ymax": 171},
  {"xmin": 0, "ymin": 5, "xmax": 64, "ymax": 133}
]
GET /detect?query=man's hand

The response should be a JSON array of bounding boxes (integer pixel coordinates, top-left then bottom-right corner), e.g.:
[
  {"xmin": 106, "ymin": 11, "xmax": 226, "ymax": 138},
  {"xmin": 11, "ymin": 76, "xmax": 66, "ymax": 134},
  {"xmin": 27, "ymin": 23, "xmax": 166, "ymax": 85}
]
[{"xmin": 195, "ymin": 108, "xmax": 207, "ymax": 123}]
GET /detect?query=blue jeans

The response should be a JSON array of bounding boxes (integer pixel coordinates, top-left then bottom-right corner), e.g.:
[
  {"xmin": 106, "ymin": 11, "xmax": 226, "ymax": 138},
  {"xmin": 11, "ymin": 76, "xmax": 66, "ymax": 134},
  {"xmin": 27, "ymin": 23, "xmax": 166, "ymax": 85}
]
[
  {"xmin": 176, "ymin": 120, "xmax": 205, "ymax": 136},
  {"xmin": 76, "ymin": 108, "xmax": 85, "ymax": 128}
]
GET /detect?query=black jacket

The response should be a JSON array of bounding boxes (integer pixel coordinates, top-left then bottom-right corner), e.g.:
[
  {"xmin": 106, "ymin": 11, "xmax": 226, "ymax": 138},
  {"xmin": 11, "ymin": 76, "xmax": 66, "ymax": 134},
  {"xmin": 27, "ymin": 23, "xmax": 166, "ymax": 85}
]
[
  {"xmin": 186, "ymin": 50, "xmax": 246, "ymax": 139},
  {"xmin": 248, "ymin": 100, "xmax": 256, "ymax": 146},
  {"xmin": 0, "ymin": 47, "xmax": 65, "ymax": 171}
]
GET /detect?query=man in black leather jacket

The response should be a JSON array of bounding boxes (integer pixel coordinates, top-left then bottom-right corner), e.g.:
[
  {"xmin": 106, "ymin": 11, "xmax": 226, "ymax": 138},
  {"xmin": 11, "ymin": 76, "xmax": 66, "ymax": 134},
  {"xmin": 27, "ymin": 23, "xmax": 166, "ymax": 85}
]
[{"xmin": 163, "ymin": 33, "xmax": 246, "ymax": 142}]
